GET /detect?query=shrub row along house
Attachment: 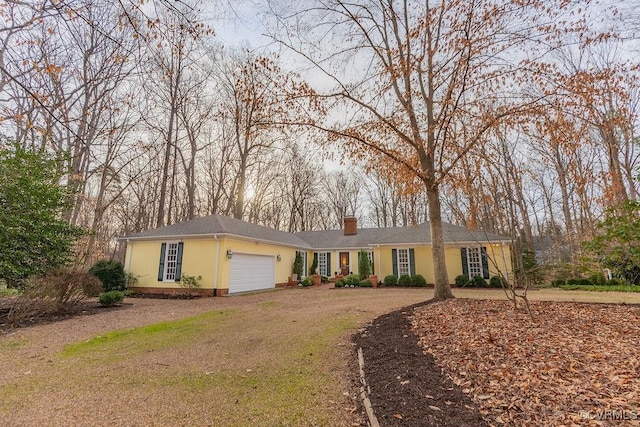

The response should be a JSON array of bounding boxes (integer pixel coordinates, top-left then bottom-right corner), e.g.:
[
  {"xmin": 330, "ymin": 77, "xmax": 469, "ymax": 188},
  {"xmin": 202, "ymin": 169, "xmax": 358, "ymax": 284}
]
[{"xmin": 122, "ymin": 215, "xmax": 512, "ymax": 296}]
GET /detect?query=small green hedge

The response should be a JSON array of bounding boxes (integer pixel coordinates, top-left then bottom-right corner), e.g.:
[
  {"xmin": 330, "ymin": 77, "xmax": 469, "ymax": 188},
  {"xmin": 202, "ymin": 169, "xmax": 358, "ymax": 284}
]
[
  {"xmin": 99, "ymin": 290, "xmax": 125, "ymax": 307},
  {"xmin": 455, "ymin": 274, "xmax": 469, "ymax": 287},
  {"xmin": 383, "ymin": 275, "xmax": 397, "ymax": 286},
  {"xmin": 455, "ymin": 274, "xmax": 490, "ymax": 288},
  {"xmin": 411, "ymin": 274, "xmax": 427, "ymax": 287},
  {"xmin": 471, "ymin": 275, "xmax": 487, "ymax": 287},
  {"xmin": 398, "ymin": 274, "xmax": 412, "ymax": 287},
  {"xmin": 381, "ymin": 274, "xmax": 428, "ymax": 287},
  {"xmin": 335, "ymin": 274, "xmax": 372, "ymax": 288},
  {"xmin": 489, "ymin": 276, "xmax": 503, "ymax": 288}
]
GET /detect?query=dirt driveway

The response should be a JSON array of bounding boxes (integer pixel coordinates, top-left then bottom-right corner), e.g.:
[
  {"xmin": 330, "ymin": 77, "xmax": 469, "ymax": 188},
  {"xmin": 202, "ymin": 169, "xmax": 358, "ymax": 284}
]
[
  {"xmin": 0, "ymin": 287, "xmax": 429, "ymax": 426},
  {"xmin": 2, "ymin": 287, "xmax": 637, "ymax": 426}
]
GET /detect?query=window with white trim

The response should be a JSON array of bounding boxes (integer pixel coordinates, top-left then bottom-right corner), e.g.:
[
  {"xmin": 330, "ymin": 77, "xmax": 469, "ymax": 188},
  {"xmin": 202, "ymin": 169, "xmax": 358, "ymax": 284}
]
[
  {"xmin": 163, "ymin": 242, "xmax": 179, "ymax": 281},
  {"xmin": 466, "ymin": 247, "xmax": 483, "ymax": 278},
  {"xmin": 317, "ymin": 252, "xmax": 327, "ymax": 276},
  {"xmin": 367, "ymin": 250, "xmax": 374, "ymax": 274},
  {"xmin": 302, "ymin": 252, "xmax": 307, "ymax": 278},
  {"xmin": 297, "ymin": 251, "xmax": 308, "ymax": 278},
  {"xmin": 397, "ymin": 248, "xmax": 410, "ymax": 276}
]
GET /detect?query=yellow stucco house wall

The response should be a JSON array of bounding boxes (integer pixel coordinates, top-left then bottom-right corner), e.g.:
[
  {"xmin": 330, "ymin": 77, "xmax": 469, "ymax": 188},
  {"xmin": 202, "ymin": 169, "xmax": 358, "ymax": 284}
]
[{"xmin": 123, "ymin": 214, "xmax": 513, "ymax": 296}]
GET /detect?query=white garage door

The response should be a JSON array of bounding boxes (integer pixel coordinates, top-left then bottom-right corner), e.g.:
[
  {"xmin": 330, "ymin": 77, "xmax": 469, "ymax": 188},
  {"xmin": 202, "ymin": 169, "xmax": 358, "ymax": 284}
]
[{"xmin": 229, "ymin": 254, "xmax": 275, "ymax": 294}]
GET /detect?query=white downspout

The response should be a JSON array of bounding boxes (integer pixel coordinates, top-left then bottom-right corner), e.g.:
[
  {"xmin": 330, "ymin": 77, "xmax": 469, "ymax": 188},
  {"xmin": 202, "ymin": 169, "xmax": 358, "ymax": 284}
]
[{"xmin": 214, "ymin": 235, "xmax": 220, "ymax": 295}]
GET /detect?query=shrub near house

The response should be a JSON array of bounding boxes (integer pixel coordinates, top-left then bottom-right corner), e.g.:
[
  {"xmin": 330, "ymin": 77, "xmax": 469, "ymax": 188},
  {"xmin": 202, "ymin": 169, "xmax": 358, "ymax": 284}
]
[{"xmin": 89, "ymin": 260, "xmax": 127, "ymax": 292}]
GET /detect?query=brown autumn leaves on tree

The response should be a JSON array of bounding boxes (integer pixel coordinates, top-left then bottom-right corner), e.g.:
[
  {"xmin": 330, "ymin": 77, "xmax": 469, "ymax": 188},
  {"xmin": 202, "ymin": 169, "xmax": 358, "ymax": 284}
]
[
  {"xmin": 1, "ymin": 0, "xmax": 637, "ymax": 283},
  {"xmin": 272, "ymin": 0, "xmax": 596, "ymax": 300}
]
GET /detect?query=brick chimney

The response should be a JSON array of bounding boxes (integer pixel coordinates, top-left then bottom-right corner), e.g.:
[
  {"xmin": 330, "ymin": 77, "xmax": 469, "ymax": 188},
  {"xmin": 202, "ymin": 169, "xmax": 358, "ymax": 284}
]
[{"xmin": 344, "ymin": 216, "xmax": 357, "ymax": 235}]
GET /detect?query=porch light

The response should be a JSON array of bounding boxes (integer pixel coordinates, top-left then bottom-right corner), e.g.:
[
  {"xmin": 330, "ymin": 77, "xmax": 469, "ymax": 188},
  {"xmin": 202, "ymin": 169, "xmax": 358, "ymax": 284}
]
[
  {"xmin": 277, "ymin": 254, "xmax": 282, "ymax": 262},
  {"xmin": 226, "ymin": 249, "xmax": 233, "ymax": 259}
]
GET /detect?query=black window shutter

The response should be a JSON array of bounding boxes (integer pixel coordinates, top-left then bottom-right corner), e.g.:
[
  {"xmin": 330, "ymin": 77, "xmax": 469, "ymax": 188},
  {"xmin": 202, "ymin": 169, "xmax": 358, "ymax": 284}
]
[
  {"xmin": 327, "ymin": 252, "xmax": 331, "ymax": 276},
  {"xmin": 392, "ymin": 249, "xmax": 398, "ymax": 277},
  {"xmin": 175, "ymin": 242, "xmax": 184, "ymax": 281},
  {"xmin": 481, "ymin": 247, "xmax": 489, "ymax": 279},
  {"xmin": 158, "ymin": 243, "xmax": 167, "ymax": 281},
  {"xmin": 312, "ymin": 252, "xmax": 317, "ymax": 276},
  {"xmin": 371, "ymin": 252, "xmax": 375, "ymax": 276},
  {"xmin": 461, "ymin": 248, "xmax": 468, "ymax": 277},
  {"xmin": 409, "ymin": 248, "xmax": 415, "ymax": 276}
]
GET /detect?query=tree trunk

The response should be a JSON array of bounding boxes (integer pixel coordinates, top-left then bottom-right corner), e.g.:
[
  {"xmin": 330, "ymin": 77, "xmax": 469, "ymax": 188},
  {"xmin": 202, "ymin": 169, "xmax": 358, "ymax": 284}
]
[
  {"xmin": 234, "ymin": 154, "xmax": 247, "ymax": 219},
  {"xmin": 157, "ymin": 101, "xmax": 176, "ymax": 228},
  {"xmin": 427, "ymin": 184, "xmax": 454, "ymax": 300}
]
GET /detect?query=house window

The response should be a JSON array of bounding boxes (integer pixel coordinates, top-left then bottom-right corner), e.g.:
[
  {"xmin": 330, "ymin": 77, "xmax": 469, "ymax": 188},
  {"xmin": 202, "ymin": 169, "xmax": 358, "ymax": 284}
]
[
  {"xmin": 163, "ymin": 242, "xmax": 179, "ymax": 281},
  {"xmin": 367, "ymin": 250, "xmax": 374, "ymax": 274},
  {"xmin": 318, "ymin": 252, "xmax": 327, "ymax": 276},
  {"xmin": 297, "ymin": 251, "xmax": 308, "ymax": 278},
  {"xmin": 466, "ymin": 247, "xmax": 484, "ymax": 278},
  {"xmin": 302, "ymin": 252, "xmax": 307, "ymax": 277},
  {"xmin": 397, "ymin": 248, "xmax": 410, "ymax": 276}
]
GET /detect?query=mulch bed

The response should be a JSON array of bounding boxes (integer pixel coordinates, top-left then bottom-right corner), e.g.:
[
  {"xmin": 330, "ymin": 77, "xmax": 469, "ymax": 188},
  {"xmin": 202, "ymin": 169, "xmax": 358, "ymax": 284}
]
[
  {"xmin": 128, "ymin": 292, "xmax": 203, "ymax": 299},
  {"xmin": 352, "ymin": 301, "xmax": 488, "ymax": 426},
  {"xmin": 0, "ymin": 298, "xmax": 131, "ymax": 333},
  {"xmin": 0, "ymin": 291, "xmax": 201, "ymax": 332},
  {"xmin": 355, "ymin": 298, "xmax": 640, "ymax": 426}
]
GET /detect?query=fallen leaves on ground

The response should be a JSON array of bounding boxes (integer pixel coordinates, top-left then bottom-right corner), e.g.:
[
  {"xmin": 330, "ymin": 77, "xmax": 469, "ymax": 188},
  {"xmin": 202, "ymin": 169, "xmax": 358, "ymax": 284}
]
[{"xmin": 413, "ymin": 299, "xmax": 640, "ymax": 426}]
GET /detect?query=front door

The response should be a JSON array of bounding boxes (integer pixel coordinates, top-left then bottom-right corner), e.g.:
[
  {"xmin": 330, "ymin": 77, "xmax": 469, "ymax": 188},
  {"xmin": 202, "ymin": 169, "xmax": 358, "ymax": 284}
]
[{"xmin": 339, "ymin": 252, "xmax": 349, "ymax": 276}]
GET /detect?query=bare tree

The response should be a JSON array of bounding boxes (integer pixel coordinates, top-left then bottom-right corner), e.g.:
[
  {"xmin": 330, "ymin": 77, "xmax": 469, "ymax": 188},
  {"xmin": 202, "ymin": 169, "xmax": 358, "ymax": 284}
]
[{"xmin": 271, "ymin": 0, "xmax": 587, "ymax": 299}]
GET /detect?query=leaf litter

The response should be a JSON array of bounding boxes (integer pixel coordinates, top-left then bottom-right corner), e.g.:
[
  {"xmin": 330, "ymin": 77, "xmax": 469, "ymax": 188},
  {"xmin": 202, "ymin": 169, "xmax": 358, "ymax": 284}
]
[{"xmin": 413, "ymin": 299, "xmax": 640, "ymax": 426}]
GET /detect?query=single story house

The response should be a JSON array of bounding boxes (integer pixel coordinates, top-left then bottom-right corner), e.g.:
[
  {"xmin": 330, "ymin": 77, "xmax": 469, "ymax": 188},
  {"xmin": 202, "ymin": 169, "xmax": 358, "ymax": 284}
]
[{"xmin": 122, "ymin": 215, "xmax": 512, "ymax": 296}]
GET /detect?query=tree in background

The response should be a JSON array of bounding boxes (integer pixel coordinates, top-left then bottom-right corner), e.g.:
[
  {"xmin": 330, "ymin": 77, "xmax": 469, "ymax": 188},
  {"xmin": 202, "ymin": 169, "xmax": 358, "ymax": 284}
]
[
  {"xmin": 583, "ymin": 200, "xmax": 640, "ymax": 285},
  {"xmin": 0, "ymin": 142, "xmax": 83, "ymax": 287}
]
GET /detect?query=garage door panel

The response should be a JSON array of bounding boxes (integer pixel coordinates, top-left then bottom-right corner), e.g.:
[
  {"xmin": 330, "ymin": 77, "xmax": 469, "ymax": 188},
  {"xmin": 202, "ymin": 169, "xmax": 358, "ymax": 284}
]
[{"xmin": 229, "ymin": 254, "xmax": 275, "ymax": 294}]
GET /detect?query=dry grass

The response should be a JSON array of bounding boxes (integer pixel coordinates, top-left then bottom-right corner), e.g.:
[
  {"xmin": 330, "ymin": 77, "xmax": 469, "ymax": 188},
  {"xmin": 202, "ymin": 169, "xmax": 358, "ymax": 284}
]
[{"xmin": 0, "ymin": 288, "xmax": 428, "ymax": 427}]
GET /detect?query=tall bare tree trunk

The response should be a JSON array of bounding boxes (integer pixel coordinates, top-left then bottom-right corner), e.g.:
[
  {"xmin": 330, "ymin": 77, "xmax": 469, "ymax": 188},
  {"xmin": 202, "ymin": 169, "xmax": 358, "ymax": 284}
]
[{"xmin": 427, "ymin": 184, "xmax": 454, "ymax": 300}]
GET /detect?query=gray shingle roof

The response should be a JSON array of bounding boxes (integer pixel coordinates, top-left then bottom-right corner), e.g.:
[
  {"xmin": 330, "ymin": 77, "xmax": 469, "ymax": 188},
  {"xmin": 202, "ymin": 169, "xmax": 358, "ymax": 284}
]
[
  {"xmin": 293, "ymin": 228, "xmax": 400, "ymax": 249},
  {"xmin": 295, "ymin": 222, "xmax": 508, "ymax": 248},
  {"xmin": 125, "ymin": 214, "xmax": 310, "ymax": 248},
  {"xmin": 370, "ymin": 222, "xmax": 509, "ymax": 245},
  {"xmin": 125, "ymin": 215, "xmax": 509, "ymax": 248}
]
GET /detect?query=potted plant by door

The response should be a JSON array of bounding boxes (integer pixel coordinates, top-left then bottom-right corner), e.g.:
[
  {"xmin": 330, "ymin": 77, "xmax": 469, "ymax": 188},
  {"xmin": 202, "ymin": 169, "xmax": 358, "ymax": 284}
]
[
  {"xmin": 369, "ymin": 274, "xmax": 378, "ymax": 288},
  {"xmin": 312, "ymin": 269, "xmax": 322, "ymax": 286}
]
